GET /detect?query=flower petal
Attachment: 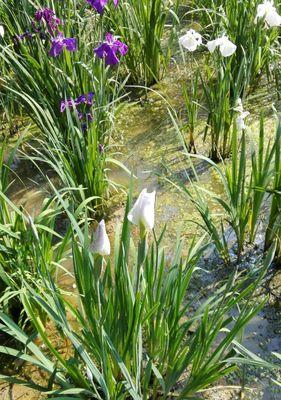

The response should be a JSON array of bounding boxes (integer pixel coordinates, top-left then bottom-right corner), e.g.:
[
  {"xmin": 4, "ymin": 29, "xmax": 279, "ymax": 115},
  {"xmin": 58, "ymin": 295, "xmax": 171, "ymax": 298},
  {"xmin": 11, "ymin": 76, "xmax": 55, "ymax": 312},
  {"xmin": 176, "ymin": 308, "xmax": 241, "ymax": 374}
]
[
  {"xmin": 128, "ymin": 189, "xmax": 156, "ymax": 231},
  {"xmin": 90, "ymin": 220, "xmax": 110, "ymax": 256}
]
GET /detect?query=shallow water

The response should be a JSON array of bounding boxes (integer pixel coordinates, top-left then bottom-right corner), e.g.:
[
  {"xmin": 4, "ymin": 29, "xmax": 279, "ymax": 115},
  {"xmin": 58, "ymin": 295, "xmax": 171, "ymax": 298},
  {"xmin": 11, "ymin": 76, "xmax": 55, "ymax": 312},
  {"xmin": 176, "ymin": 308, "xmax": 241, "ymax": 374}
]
[{"xmin": 1, "ymin": 56, "xmax": 281, "ymax": 399}]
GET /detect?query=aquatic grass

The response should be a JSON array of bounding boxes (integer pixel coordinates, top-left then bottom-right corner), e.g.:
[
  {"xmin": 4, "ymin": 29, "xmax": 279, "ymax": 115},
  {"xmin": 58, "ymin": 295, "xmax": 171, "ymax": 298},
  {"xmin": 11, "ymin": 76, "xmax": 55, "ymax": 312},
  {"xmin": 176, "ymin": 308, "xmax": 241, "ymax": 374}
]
[
  {"xmin": 201, "ymin": 56, "xmax": 245, "ymax": 161},
  {"xmin": 169, "ymin": 111, "xmax": 276, "ymax": 263},
  {"xmin": 14, "ymin": 92, "xmax": 131, "ymax": 215},
  {"xmin": 13, "ymin": 95, "xmax": 108, "ymax": 213},
  {"xmin": 183, "ymin": 186, "xmax": 231, "ymax": 264},
  {"xmin": 0, "ymin": 0, "xmax": 129, "ymax": 212},
  {"xmin": 164, "ymin": 160, "xmax": 231, "ymax": 263},
  {"xmin": 180, "ymin": 0, "xmax": 280, "ymax": 160},
  {"xmin": 265, "ymin": 120, "xmax": 281, "ymax": 263},
  {"xmin": 109, "ymin": 0, "xmax": 180, "ymax": 86},
  {"xmin": 0, "ymin": 140, "xmax": 70, "ymax": 325},
  {"xmin": 213, "ymin": 126, "xmax": 253, "ymax": 260},
  {"xmin": 192, "ymin": 0, "xmax": 278, "ymax": 92},
  {"xmin": 182, "ymin": 69, "xmax": 201, "ymax": 153},
  {"xmin": 220, "ymin": 0, "xmax": 277, "ymax": 94},
  {"xmin": 0, "ymin": 187, "xmax": 278, "ymax": 398},
  {"xmin": 207, "ymin": 119, "xmax": 274, "ymax": 260},
  {"xmin": 250, "ymin": 115, "xmax": 276, "ymax": 241}
]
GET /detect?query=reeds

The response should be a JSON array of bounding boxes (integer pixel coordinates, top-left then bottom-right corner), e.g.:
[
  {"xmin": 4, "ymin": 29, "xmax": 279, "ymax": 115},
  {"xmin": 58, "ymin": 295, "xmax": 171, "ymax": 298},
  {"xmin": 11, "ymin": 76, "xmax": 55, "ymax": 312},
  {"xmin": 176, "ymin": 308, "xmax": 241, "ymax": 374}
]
[
  {"xmin": 0, "ymin": 0, "xmax": 128, "ymax": 212},
  {"xmin": 110, "ymin": 0, "xmax": 180, "ymax": 86},
  {"xmin": 0, "ymin": 0, "xmax": 280, "ymax": 397},
  {"xmin": 265, "ymin": 121, "xmax": 281, "ymax": 262},
  {"xmin": 194, "ymin": 0, "xmax": 277, "ymax": 89},
  {"xmin": 170, "ymin": 114, "xmax": 276, "ymax": 263},
  {"xmin": 0, "ymin": 140, "xmax": 70, "ymax": 325},
  {"xmin": 0, "ymin": 190, "xmax": 276, "ymax": 398},
  {"xmin": 201, "ymin": 57, "xmax": 244, "ymax": 161}
]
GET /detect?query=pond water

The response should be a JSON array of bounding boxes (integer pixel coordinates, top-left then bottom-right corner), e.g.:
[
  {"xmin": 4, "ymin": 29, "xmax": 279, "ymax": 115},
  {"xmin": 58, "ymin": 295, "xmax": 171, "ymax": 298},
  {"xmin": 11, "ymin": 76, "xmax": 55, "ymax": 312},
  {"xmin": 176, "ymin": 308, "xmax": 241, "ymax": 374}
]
[{"xmin": 1, "ymin": 54, "xmax": 281, "ymax": 399}]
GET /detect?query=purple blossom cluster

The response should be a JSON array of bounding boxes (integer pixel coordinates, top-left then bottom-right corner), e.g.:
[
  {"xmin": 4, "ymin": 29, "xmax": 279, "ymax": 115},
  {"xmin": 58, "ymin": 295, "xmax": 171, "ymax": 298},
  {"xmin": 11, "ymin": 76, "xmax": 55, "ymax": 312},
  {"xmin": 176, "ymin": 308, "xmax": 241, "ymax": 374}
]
[
  {"xmin": 13, "ymin": 7, "xmax": 61, "ymax": 45},
  {"xmin": 78, "ymin": 112, "xmax": 94, "ymax": 122},
  {"xmin": 13, "ymin": 7, "xmax": 77, "ymax": 58},
  {"xmin": 13, "ymin": 2, "xmax": 129, "ymax": 133},
  {"xmin": 80, "ymin": 113, "xmax": 94, "ymax": 133},
  {"xmin": 60, "ymin": 92, "xmax": 94, "ymax": 132},
  {"xmin": 49, "ymin": 32, "xmax": 77, "ymax": 57},
  {"xmin": 86, "ymin": 0, "xmax": 119, "ymax": 14},
  {"xmin": 13, "ymin": 31, "xmax": 33, "ymax": 43},
  {"xmin": 94, "ymin": 32, "xmax": 128, "ymax": 65},
  {"xmin": 60, "ymin": 92, "xmax": 94, "ymax": 112},
  {"xmin": 33, "ymin": 8, "xmax": 77, "ymax": 58},
  {"xmin": 34, "ymin": 8, "xmax": 61, "ymax": 35},
  {"xmin": 14, "ymin": 4, "xmax": 128, "ymax": 64}
]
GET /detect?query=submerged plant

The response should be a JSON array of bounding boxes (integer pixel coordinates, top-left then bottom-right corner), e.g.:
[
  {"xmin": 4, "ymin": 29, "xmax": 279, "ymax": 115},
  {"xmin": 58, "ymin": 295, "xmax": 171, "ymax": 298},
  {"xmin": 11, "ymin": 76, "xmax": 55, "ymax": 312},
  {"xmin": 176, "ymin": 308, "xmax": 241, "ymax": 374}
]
[{"xmin": 0, "ymin": 188, "xmax": 277, "ymax": 398}]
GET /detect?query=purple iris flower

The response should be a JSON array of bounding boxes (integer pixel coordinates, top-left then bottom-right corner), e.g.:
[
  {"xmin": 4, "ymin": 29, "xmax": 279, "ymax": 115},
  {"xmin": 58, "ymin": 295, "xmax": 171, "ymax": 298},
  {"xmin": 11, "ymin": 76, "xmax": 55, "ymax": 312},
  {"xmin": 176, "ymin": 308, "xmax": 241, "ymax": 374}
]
[
  {"xmin": 80, "ymin": 113, "xmax": 94, "ymax": 132},
  {"xmin": 77, "ymin": 111, "xmax": 93, "ymax": 120},
  {"xmin": 60, "ymin": 98, "xmax": 75, "ymax": 112},
  {"xmin": 13, "ymin": 31, "xmax": 33, "ymax": 43},
  {"xmin": 60, "ymin": 92, "xmax": 94, "ymax": 132},
  {"xmin": 94, "ymin": 32, "xmax": 128, "ymax": 65},
  {"xmin": 86, "ymin": 0, "xmax": 118, "ymax": 14},
  {"xmin": 75, "ymin": 92, "xmax": 94, "ymax": 106},
  {"xmin": 81, "ymin": 112, "xmax": 94, "ymax": 132},
  {"xmin": 60, "ymin": 92, "xmax": 94, "ymax": 112},
  {"xmin": 49, "ymin": 32, "xmax": 77, "ymax": 57},
  {"xmin": 34, "ymin": 8, "xmax": 61, "ymax": 36},
  {"xmin": 31, "ymin": 20, "xmax": 42, "ymax": 33},
  {"xmin": 86, "ymin": 112, "xmax": 94, "ymax": 122},
  {"xmin": 77, "ymin": 111, "xmax": 84, "ymax": 120}
]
